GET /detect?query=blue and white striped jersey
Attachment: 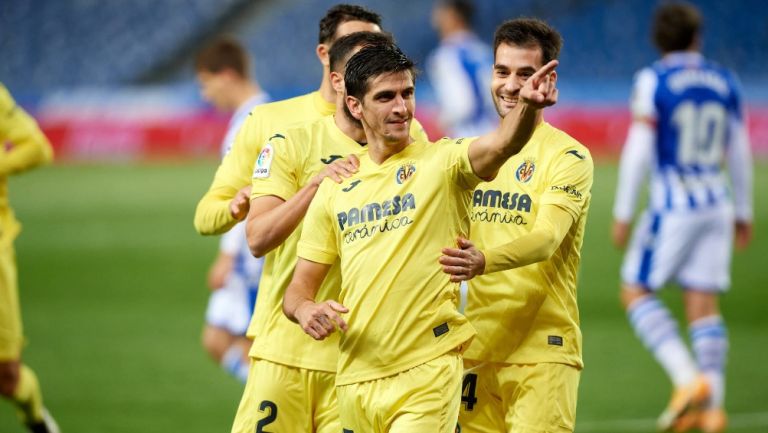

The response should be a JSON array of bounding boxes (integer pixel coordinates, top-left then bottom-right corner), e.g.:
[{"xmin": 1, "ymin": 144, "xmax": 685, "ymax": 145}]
[
  {"xmin": 427, "ymin": 31, "xmax": 497, "ymax": 137},
  {"xmin": 614, "ymin": 52, "xmax": 752, "ymax": 221}
]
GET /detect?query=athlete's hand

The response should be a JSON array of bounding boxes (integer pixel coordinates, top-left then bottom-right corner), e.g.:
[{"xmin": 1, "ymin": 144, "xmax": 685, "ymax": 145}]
[
  {"xmin": 311, "ymin": 154, "xmax": 360, "ymax": 187},
  {"xmin": 439, "ymin": 237, "xmax": 486, "ymax": 282},
  {"xmin": 295, "ymin": 299, "xmax": 349, "ymax": 340},
  {"xmin": 611, "ymin": 220, "xmax": 631, "ymax": 249},
  {"xmin": 229, "ymin": 185, "xmax": 251, "ymax": 221},
  {"xmin": 520, "ymin": 60, "xmax": 559, "ymax": 109},
  {"xmin": 735, "ymin": 220, "xmax": 752, "ymax": 250}
]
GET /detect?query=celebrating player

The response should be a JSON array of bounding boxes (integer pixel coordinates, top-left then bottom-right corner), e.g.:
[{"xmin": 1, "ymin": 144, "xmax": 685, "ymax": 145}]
[
  {"xmin": 231, "ymin": 31, "xmax": 428, "ymax": 433},
  {"xmin": 283, "ymin": 43, "xmax": 558, "ymax": 432},
  {"xmin": 438, "ymin": 18, "xmax": 592, "ymax": 433},
  {"xmin": 612, "ymin": 3, "xmax": 753, "ymax": 432}
]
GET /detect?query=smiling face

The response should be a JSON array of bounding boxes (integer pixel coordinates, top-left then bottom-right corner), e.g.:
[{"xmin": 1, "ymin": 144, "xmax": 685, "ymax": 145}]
[
  {"xmin": 361, "ymin": 71, "xmax": 415, "ymax": 145},
  {"xmin": 348, "ymin": 70, "xmax": 415, "ymax": 147},
  {"xmin": 491, "ymin": 42, "xmax": 544, "ymax": 118}
]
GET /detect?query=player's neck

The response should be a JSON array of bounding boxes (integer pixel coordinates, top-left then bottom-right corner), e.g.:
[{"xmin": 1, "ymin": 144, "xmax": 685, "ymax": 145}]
[
  {"xmin": 318, "ymin": 70, "xmax": 336, "ymax": 104},
  {"xmin": 365, "ymin": 132, "xmax": 411, "ymax": 165},
  {"xmin": 334, "ymin": 109, "xmax": 366, "ymax": 144}
]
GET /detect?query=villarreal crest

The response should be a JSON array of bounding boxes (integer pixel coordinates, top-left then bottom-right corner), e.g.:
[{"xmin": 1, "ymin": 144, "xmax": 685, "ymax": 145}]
[
  {"xmin": 396, "ymin": 163, "xmax": 416, "ymax": 184},
  {"xmin": 515, "ymin": 160, "xmax": 535, "ymax": 183}
]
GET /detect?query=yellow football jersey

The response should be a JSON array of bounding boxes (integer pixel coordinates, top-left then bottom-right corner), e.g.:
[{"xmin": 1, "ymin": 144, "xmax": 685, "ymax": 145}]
[
  {"xmin": 463, "ymin": 122, "xmax": 593, "ymax": 368},
  {"xmin": 248, "ymin": 115, "xmax": 429, "ymax": 372},
  {"xmin": 0, "ymin": 84, "xmax": 53, "ymax": 244},
  {"xmin": 194, "ymin": 91, "xmax": 335, "ymax": 235},
  {"xmin": 298, "ymin": 137, "xmax": 480, "ymax": 385}
]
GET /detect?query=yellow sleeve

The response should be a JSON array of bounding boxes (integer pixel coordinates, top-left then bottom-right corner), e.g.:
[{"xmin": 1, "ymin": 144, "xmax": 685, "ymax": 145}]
[
  {"xmin": 297, "ymin": 181, "xmax": 338, "ymax": 265},
  {"xmin": 251, "ymin": 132, "xmax": 300, "ymax": 201},
  {"xmin": 437, "ymin": 137, "xmax": 483, "ymax": 190},
  {"xmin": 194, "ymin": 112, "xmax": 263, "ymax": 235},
  {"xmin": 484, "ymin": 204, "xmax": 574, "ymax": 273},
  {"xmin": 539, "ymin": 147, "xmax": 593, "ymax": 221},
  {"xmin": 0, "ymin": 85, "xmax": 54, "ymax": 176}
]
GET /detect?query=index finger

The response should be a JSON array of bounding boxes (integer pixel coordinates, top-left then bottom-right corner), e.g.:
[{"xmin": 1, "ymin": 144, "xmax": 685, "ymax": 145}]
[{"xmin": 531, "ymin": 60, "xmax": 559, "ymax": 82}]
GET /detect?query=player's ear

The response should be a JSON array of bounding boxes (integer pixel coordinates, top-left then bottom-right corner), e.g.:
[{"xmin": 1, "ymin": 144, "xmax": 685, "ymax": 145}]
[
  {"xmin": 346, "ymin": 95, "xmax": 363, "ymax": 120},
  {"xmin": 550, "ymin": 70, "xmax": 558, "ymax": 84},
  {"xmin": 316, "ymin": 43, "xmax": 331, "ymax": 67},
  {"xmin": 330, "ymin": 71, "xmax": 345, "ymax": 93}
]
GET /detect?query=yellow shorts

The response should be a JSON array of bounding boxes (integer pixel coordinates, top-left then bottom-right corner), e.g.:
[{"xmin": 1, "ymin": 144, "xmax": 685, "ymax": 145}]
[
  {"xmin": 337, "ymin": 352, "xmax": 463, "ymax": 433},
  {"xmin": 230, "ymin": 358, "xmax": 338, "ymax": 433},
  {"xmin": 0, "ymin": 241, "xmax": 22, "ymax": 361},
  {"xmin": 458, "ymin": 361, "xmax": 580, "ymax": 433}
]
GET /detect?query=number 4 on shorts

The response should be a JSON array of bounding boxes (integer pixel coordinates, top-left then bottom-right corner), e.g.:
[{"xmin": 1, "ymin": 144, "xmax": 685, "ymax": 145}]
[{"xmin": 461, "ymin": 373, "xmax": 478, "ymax": 411}]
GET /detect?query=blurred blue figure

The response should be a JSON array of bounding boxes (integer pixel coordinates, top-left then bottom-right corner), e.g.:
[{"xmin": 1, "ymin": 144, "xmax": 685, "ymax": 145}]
[
  {"xmin": 427, "ymin": 0, "xmax": 497, "ymax": 137},
  {"xmin": 612, "ymin": 3, "xmax": 753, "ymax": 432}
]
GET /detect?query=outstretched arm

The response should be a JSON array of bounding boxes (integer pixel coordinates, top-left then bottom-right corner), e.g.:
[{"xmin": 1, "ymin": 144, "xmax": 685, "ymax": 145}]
[
  {"xmin": 283, "ymin": 258, "xmax": 348, "ymax": 341},
  {"xmin": 467, "ymin": 60, "xmax": 558, "ymax": 180}
]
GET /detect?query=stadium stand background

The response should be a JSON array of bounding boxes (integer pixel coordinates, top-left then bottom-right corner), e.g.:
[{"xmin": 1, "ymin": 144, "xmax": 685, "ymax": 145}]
[{"xmin": 1, "ymin": 0, "xmax": 766, "ymax": 159}]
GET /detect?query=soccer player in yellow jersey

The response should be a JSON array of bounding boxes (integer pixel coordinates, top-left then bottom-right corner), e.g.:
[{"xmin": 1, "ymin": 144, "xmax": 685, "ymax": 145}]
[
  {"xmin": 193, "ymin": 4, "xmax": 383, "ymax": 236},
  {"xmin": 230, "ymin": 31, "xmax": 427, "ymax": 433},
  {"xmin": 283, "ymin": 43, "xmax": 558, "ymax": 433},
  {"xmin": 438, "ymin": 19, "xmax": 593, "ymax": 433},
  {"xmin": 0, "ymin": 84, "xmax": 60, "ymax": 433}
]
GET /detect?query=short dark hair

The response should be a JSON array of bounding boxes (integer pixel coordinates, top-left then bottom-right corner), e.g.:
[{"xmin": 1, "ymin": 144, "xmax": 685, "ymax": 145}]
[
  {"xmin": 318, "ymin": 4, "xmax": 382, "ymax": 44},
  {"xmin": 493, "ymin": 18, "xmax": 562, "ymax": 64},
  {"xmin": 344, "ymin": 44, "xmax": 414, "ymax": 100},
  {"xmin": 329, "ymin": 31, "xmax": 395, "ymax": 73},
  {"xmin": 195, "ymin": 37, "xmax": 250, "ymax": 77},
  {"xmin": 653, "ymin": 2, "xmax": 701, "ymax": 53},
  {"xmin": 438, "ymin": 0, "xmax": 474, "ymax": 24}
]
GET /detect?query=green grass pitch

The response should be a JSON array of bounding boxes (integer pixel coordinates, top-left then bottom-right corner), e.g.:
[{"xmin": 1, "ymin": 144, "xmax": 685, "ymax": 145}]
[{"xmin": 1, "ymin": 160, "xmax": 766, "ymax": 432}]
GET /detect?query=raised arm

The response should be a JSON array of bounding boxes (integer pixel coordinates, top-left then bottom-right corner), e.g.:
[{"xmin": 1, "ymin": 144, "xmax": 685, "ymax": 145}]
[{"xmin": 467, "ymin": 60, "xmax": 558, "ymax": 179}]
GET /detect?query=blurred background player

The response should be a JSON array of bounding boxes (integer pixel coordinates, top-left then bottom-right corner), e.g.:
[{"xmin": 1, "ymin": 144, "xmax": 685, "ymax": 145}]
[
  {"xmin": 427, "ymin": 0, "xmax": 496, "ymax": 137},
  {"xmin": 194, "ymin": 37, "xmax": 269, "ymax": 383},
  {"xmin": 439, "ymin": 18, "xmax": 592, "ymax": 433},
  {"xmin": 0, "ymin": 83, "xmax": 59, "ymax": 433},
  {"xmin": 611, "ymin": 3, "xmax": 753, "ymax": 432}
]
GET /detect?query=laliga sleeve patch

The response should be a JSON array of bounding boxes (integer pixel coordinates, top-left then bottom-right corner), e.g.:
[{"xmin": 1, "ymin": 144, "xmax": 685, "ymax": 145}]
[{"xmin": 252, "ymin": 144, "xmax": 274, "ymax": 178}]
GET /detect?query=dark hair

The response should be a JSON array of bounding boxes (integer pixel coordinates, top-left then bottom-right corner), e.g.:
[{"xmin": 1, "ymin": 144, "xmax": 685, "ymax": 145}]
[
  {"xmin": 653, "ymin": 2, "xmax": 701, "ymax": 53},
  {"xmin": 318, "ymin": 4, "xmax": 382, "ymax": 44},
  {"xmin": 195, "ymin": 37, "xmax": 250, "ymax": 77},
  {"xmin": 493, "ymin": 18, "xmax": 562, "ymax": 64},
  {"xmin": 329, "ymin": 31, "xmax": 395, "ymax": 73},
  {"xmin": 438, "ymin": 0, "xmax": 474, "ymax": 24},
  {"xmin": 344, "ymin": 44, "xmax": 415, "ymax": 100}
]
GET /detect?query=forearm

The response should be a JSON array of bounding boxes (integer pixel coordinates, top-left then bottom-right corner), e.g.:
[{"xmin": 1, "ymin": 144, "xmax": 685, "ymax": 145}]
[
  {"xmin": 246, "ymin": 182, "xmax": 320, "ymax": 257},
  {"xmin": 484, "ymin": 205, "xmax": 572, "ymax": 273},
  {"xmin": 282, "ymin": 258, "xmax": 329, "ymax": 323},
  {"xmin": 194, "ymin": 188, "xmax": 239, "ymax": 235}
]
